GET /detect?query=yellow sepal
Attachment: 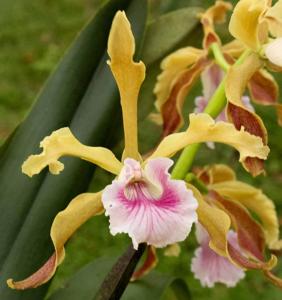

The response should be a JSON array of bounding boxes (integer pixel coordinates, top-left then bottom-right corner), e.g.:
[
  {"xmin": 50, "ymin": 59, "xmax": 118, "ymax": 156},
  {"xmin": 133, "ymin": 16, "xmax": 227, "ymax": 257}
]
[
  {"xmin": 22, "ymin": 127, "xmax": 122, "ymax": 177},
  {"xmin": 108, "ymin": 11, "xmax": 145, "ymax": 160},
  {"xmin": 148, "ymin": 113, "xmax": 269, "ymax": 164}
]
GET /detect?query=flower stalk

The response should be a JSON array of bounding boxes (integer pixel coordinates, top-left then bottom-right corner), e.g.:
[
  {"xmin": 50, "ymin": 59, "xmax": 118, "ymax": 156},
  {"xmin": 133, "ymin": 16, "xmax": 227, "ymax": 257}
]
[
  {"xmin": 95, "ymin": 244, "xmax": 146, "ymax": 300},
  {"xmin": 209, "ymin": 43, "xmax": 230, "ymax": 72}
]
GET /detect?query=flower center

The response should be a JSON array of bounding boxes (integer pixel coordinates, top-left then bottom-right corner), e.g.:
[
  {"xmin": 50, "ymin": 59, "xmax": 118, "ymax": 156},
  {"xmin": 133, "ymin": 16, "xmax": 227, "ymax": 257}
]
[{"xmin": 120, "ymin": 159, "xmax": 163, "ymax": 201}]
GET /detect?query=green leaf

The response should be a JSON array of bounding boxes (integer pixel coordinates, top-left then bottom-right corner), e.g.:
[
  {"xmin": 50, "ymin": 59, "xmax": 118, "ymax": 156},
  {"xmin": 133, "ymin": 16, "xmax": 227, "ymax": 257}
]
[
  {"xmin": 124, "ymin": 274, "xmax": 191, "ymax": 300},
  {"xmin": 141, "ymin": 7, "xmax": 202, "ymax": 65},
  {"xmin": 47, "ymin": 256, "xmax": 190, "ymax": 300},
  {"xmin": 0, "ymin": 0, "xmax": 148, "ymax": 299},
  {"xmin": 165, "ymin": 279, "xmax": 192, "ymax": 300}
]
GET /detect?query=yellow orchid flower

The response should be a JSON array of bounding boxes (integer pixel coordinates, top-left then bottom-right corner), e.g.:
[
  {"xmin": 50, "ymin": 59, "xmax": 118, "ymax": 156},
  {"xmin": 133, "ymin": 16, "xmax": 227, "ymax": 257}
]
[
  {"xmin": 7, "ymin": 11, "xmax": 269, "ymax": 290},
  {"xmin": 154, "ymin": 1, "xmax": 282, "ymax": 176},
  {"xmin": 154, "ymin": 1, "xmax": 237, "ymax": 137},
  {"xmin": 226, "ymin": 0, "xmax": 282, "ymax": 146}
]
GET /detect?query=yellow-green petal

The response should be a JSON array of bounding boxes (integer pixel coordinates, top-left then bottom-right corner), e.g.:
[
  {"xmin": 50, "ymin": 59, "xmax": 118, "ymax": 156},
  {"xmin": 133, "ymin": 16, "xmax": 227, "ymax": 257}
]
[
  {"xmin": 229, "ymin": 0, "xmax": 268, "ymax": 51},
  {"xmin": 189, "ymin": 184, "xmax": 231, "ymax": 257},
  {"xmin": 147, "ymin": 113, "xmax": 269, "ymax": 164},
  {"xmin": 22, "ymin": 127, "xmax": 122, "ymax": 177}
]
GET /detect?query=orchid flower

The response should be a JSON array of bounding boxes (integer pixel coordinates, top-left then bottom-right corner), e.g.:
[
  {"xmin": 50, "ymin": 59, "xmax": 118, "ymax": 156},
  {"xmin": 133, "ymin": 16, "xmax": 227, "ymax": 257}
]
[
  {"xmin": 229, "ymin": 0, "xmax": 282, "ymax": 68},
  {"xmin": 7, "ymin": 11, "xmax": 269, "ymax": 290},
  {"xmin": 131, "ymin": 164, "xmax": 282, "ymax": 288},
  {"xmin": 192, "ymin": 164, "xmax": 282, "ymax": 287},
  {"xmin": 153, "ymin": 1, "xmax": 235, "ymax": 137},
  {"xmin": 225, "ymin": 0, "xmax": 282, "ymax": 175},
  {"xmin": 153, "ymin": 0, "xmax": 278, "ymax": 176}
]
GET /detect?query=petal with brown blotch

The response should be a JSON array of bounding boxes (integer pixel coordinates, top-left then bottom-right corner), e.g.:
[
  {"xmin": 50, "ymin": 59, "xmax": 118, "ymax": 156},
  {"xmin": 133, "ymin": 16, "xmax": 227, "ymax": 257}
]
[
  {"xmin": 154, "ymin": 47, "xmax": 204, "ymax": 112},
  {"xmin": 209, "ymin": 191, "xmax": 278, "ymax": 271},
  {"xmin": 248, "ymin": 69, "xmax": 278, "ymax": 105},
  {"xmin": 226, "ymin": 53, "xmax": 268, "ymax": 176},
  {"xmin": 248, "ymin": 69, "xmax": 282, "ymax": 125},
  {"xmin": 200, "ymin": 0, "xmax": 233, "ymax": 48},
  {"xmin": 210, "ymin": 191, "xmax": 265, "ymax": 261},
  {"xmin": 160, "ymin": 57, "xmax": 210, "ymax": 136},
  {"xmin": 210, "ymin": 180, "xmax": 282, "ymax": 250}
]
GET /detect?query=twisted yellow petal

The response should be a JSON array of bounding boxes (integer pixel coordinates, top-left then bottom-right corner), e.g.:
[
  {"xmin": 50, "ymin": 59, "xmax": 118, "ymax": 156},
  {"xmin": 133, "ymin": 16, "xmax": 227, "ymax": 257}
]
[
  {"xmin": 226, "ymin": 53, "xmax": 267, "ymax": 176},
  {"xmin": 226, "ymin": 53, "xmax": 264, "ymax": 107},
  {"xmin": 22, "ymin": 127, "xmax": 122, "ymax": 177},
  {"xmin": 8, "ymin": 192, "xmax": 104, "ymax": 289},
  {"xmin": 108, "ymin": 11, "xmax": 145, "ymax": 160},
  {"xmin": 189, "ymin": 184, "xmax": 231, "ymax": 257},
  {"xmin": 200, "ymin": 0, "xmax": 232, "ymax": 48},
  {"xmin": 147, "ymin": 113, "xmax": 269, "ymax": 164},
  {"xmin": 229, "ymin": 0, "xmax": 268, "ymax": 51},
  {"xmin": 154, "ymin": 47, "xmax": 203, "ymax": 112}
]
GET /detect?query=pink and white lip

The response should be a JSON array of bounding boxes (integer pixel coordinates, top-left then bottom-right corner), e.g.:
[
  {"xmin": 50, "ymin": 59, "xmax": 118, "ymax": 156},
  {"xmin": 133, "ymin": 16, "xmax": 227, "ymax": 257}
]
[
  {"xmin": 191, "ymin": 224, "xmax": 245, "ymax": 288},
  {"xmin": 102, "ymin": 158, "xmax": 198, "ymax": 249}
]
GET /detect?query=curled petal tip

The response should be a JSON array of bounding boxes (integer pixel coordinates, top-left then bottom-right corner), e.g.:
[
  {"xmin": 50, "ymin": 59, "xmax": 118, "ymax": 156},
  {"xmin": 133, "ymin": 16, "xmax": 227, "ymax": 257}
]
[
  {"xmin": 22, "ymin": 156, "xmax": 65, "ymax": 177},
  {"xmin": 6, "ymin": 279, "xmax": 16, "ymax": 289},
  {"xmin": 7, "ymin": 193, "xmax": 103, "ymax": 290}
]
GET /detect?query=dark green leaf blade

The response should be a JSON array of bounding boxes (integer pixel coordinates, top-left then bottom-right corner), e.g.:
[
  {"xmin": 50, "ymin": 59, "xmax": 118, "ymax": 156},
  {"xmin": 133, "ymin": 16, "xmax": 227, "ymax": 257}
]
[
  {"xmin": 47, "ymin": 256, "xmax": 190, "ymax": 300},
  {"xmin": 141, "ymin": 7, "xmax": 202, "ymax": 65}
]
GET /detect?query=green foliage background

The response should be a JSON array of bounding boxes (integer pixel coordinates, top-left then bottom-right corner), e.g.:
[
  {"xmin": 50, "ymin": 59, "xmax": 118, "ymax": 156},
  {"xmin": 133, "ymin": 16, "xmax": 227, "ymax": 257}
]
[{"xmin": 0, "ymin": 0, "xmax": 282, "ymax": 299}]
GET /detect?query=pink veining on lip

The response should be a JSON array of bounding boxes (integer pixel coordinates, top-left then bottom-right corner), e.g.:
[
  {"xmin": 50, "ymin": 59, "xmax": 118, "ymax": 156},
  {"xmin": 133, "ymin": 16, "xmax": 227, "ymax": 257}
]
[{"xmin": 102, "ymin": 158, "xmax": 198, "ymax": 249}]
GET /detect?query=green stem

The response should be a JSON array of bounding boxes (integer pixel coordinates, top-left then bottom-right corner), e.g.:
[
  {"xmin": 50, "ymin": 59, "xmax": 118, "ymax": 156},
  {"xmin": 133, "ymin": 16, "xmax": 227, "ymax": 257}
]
[
  {"xmin": 185, "ymin": 173, "xmax": 208, "ymax": 194},
  {"xmin": 171, "ymin": 46, "xmax": 251, "ymax": 180},
  {"xmin": 171, "ymin": 144, "xmax": 200, "ymax": 179},
  {"xmin": 210, "ymin": 43, "xmax": 230, "ymax": 72}
]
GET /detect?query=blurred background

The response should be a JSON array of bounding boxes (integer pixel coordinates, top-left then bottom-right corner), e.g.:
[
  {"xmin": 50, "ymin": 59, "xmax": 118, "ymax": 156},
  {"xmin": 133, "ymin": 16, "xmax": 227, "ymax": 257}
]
[{"xmin": 0, "ymin": 0, "xmax": 282, "ymax": 299}]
